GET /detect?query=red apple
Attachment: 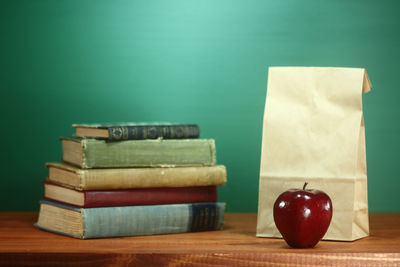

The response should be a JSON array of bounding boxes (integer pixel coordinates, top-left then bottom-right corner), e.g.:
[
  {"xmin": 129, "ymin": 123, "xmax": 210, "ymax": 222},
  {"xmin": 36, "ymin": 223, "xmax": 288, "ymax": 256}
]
[{"xmin": 273, "ymin": 182, "xmax": 332, "ymax": 248}]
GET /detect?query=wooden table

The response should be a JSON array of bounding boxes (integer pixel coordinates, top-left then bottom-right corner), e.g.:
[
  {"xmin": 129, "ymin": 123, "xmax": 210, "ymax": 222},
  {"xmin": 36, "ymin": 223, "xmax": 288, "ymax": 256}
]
[{"xmin": 1, "ymin": 213, "xmax": 399, "ymax": 266}]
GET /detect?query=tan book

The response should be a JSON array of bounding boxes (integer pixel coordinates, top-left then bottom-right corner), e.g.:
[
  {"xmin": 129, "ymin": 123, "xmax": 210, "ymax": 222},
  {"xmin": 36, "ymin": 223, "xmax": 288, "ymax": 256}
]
[{"xmin": 46, "ymin": 162, "xmax": 227, "ymax": 191}]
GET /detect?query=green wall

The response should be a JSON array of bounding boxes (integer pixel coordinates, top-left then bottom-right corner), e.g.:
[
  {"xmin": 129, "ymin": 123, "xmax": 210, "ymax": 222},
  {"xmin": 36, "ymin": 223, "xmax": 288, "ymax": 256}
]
[{"xmin": 1, "ymin": 0, "xmax": 399, "ymax": 212}]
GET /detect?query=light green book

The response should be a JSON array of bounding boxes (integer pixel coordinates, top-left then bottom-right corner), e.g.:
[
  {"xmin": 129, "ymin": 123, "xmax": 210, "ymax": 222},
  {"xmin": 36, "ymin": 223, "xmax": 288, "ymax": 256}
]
[{"xmin": 61, "ymin": 137, "xmax": 216, "ymax": 168}]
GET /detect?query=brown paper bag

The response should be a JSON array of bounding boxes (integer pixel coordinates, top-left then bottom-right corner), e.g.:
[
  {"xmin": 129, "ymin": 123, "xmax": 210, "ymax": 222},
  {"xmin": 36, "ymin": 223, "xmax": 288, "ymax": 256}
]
[{"xmin": 256, "ymin": 67, "xmax": 371, "ymax": 241}]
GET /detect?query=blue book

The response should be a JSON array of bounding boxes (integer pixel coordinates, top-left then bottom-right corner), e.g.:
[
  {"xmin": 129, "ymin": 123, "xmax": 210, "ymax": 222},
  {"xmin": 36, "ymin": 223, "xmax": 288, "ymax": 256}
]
[{"xmin": 35, "ymin": 200, "xmax": 225, "ymax": 239}]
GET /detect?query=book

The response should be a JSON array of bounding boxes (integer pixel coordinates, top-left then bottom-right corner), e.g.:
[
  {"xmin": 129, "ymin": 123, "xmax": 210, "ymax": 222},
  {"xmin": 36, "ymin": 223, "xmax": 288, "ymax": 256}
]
[
  {"xmin": 73, "ymin": 123, "xmax": 200, "ymax": 140},
  {"xmin": 61, "ymin": 137, "xmax": 216, "ymax": 168},
  {"xmin": 35, "ymin": 200, "xmax": 225, "ymax": 239},
  {"xmin": 46, "ymin": 162, "xmax": 226, "ymax": 190},
  {"xmin": 43, "ymin": 181, "xmax": 218, "ymax": 208}
]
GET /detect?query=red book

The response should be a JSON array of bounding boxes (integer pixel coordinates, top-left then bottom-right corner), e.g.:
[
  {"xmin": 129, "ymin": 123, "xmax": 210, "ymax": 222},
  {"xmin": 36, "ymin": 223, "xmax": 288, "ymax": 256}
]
[{"xmin": 43, "ymin": 181, "xmax": 217, "ymax": 208}]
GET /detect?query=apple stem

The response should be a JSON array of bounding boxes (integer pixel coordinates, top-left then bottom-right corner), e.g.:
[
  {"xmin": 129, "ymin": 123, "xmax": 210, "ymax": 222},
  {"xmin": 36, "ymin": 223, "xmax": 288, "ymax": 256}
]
[{"xmin": 303, "ymin": 182, "xmax": 308, "ymax": 190}]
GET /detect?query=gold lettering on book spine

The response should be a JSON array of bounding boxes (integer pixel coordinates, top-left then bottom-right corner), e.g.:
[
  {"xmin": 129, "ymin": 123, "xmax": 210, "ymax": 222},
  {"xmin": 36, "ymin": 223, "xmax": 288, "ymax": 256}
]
[
  {"xmin": 192, "ymin": 211, "xmax": 199, "ymax": 231},
  {"xmin": 110, "ymin": 127, "xmax": 129, "ymax": 140},
  {"xmin": 122, "ymin": 127, "xmax": 128, "ymax": 139},
  {"xmin": 169, "ymin": 127, "xmax": 175, "ymax": 138},
  {"xmin": 130, "ymin": 127, "xmax": 137, "ymax": 139},
  {"xmin": 200, "ymin": 209, "xmax": 205, "ymax": 227},
  {"xmin": 204, "ymin": 207, "xmax": 209, "ymax": 226},
  {"xmin": 147, "ymin": 127, "xmax": 157, "ymax": 139},
  {"xmin": 162, "ymin": 126, "xmax": 169, "ymax": 137},
  {"xmin": 175, "ymin": 126, "xmax": 184, "ymax": 138}
]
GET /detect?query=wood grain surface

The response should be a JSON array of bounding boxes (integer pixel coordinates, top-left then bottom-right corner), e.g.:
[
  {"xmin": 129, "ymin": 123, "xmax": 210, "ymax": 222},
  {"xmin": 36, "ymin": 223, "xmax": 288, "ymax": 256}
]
[{"xmin": 1, "ymin": 213, "xmax": 399, "ymax": 266}]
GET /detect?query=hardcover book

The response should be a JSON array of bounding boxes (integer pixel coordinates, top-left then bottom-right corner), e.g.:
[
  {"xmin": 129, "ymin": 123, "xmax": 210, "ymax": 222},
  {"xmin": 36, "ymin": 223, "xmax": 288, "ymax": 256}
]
[
  {"xmin": 46, "ymin": 162, "xmax": 226, "ymax": 190},
  {"xmin": 43, "ymin": 181, "xmax": 218, "ymax": 208},
  {"xmin": 35, "ymin": 200, "xmax": 225, "ymax": 239},
  {"xmin": 73, "ymin": 123, "xmax": 200, "ymax": 140},
  {"xmin": 61, "ymin": 137, "xmax": 216, "ymax": 168}
]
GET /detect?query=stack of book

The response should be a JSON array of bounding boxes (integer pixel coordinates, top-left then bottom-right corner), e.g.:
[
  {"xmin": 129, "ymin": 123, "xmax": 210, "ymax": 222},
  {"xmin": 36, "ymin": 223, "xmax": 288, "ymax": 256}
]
[{"xmin": 35, "ymin": 123, "xmax": 227, "ymax": 239}]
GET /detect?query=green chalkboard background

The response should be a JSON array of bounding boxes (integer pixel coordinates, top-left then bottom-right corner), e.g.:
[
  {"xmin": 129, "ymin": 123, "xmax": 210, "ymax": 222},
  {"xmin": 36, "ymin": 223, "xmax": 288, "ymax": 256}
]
[{"xmin": 1, "ymin": 0, "xmax": 399, "ymax": 212}]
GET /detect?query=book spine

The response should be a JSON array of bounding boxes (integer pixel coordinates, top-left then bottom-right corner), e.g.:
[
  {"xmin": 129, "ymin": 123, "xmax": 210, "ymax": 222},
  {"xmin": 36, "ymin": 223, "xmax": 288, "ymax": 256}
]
[
  {"xmin": 108, "ymin": 125, "xmax": 200, "ymax": 140},
  {"xmin": 82, "ymin": 202, "xmax": 225, "ymax": 239},
  {"xmin": 81, "ymin": 139, "xmax": 216, "ymax": 168},
  {"xmin": 83, "ymin": 186, "xmax": 217, "ymax": 208},
  {"xmin": 79, "ymin": 165, "xmax": 226, "ymax": 190}
]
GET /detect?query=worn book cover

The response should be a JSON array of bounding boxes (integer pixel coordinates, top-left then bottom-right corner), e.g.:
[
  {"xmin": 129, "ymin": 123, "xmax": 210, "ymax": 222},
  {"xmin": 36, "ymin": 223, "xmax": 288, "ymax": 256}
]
[
  {"xmin": 61, "ymin": 137, "xmax": 216, "ymax": 168},
  {"xmin": 73, "ymin": 123, "xmax": 200, "ymax": 140},
  {"xmin": 46, "ymin": 162, "xmax": 227, "ymax": 190},
  {"xmin": 35, "ymin": 200, "xmax": 225, "ymax": 239},
  {"xmin": 43, "ymin": 181, "xmax": 218, "ymax": 207}
]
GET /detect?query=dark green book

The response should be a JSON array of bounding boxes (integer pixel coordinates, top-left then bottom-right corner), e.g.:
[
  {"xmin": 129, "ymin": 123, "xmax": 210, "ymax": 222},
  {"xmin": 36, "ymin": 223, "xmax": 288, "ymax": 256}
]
[
  {"xmin": 73, "ymin": 123, "xmax": 200, "ymax": 140},
  {"xmin": 62, "ymin": 137, "xmax": 216, "ymax": 168}
]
